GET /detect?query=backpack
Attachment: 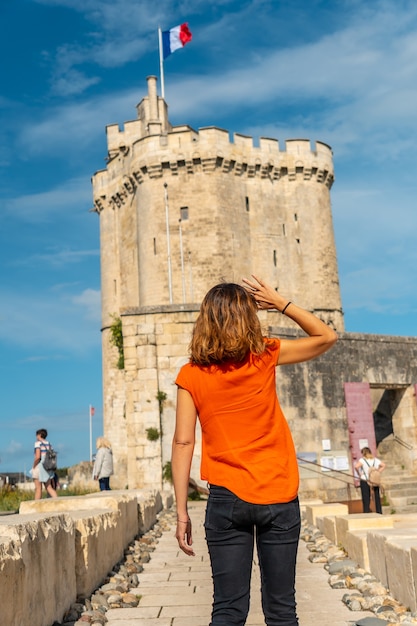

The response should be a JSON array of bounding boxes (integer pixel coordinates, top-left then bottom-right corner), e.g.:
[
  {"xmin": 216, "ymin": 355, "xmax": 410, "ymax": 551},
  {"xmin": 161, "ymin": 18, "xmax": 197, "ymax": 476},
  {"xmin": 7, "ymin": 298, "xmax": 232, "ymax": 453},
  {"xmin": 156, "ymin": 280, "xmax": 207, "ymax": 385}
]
[
  {"xmin": 367, "ymin": 466, "xmax": 382, "ymax": 487},
  {"xmin": 43, "ymin": 446, "xmax": 58, "ymax": 472}
]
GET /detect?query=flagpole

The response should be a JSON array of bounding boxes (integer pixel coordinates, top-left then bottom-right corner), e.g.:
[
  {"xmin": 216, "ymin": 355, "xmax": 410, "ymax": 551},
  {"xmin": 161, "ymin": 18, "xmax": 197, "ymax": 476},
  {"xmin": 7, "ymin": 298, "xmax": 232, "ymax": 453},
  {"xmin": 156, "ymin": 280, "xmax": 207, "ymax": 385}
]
[
  {"xmin": 179, "ymin": 219, "xmax": 186, "ymax": 303},
  {"xmin": 164, "ymin": 182, "xmax": 173, "ymax": 303},
  {"xmin": 89, "ymin": 405, "xmax": 93, "ymax": 462},
  {"xmin": 158, "ymin": 27, "xmax": 165, "ymax": 100}
]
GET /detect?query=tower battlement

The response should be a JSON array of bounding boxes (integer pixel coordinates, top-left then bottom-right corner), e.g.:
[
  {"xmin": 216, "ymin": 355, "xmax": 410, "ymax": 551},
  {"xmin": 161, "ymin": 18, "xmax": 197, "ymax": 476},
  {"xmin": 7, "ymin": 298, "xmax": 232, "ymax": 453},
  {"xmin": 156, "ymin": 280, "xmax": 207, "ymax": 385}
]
[
  {"xmin": 94, "ymin": 128, "xmax": 334, "ymax": 215},
  {"xmin": 99, "ymin": 126, "xmax": 333, "ymax": 201}
]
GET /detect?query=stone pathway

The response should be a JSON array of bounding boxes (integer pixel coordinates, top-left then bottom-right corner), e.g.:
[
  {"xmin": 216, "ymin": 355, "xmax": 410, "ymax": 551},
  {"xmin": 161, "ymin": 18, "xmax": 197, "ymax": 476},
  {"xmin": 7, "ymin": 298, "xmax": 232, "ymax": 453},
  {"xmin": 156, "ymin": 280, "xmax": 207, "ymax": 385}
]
[{"xmin": 104, "ymin": 500, "xmax": 373, "ymax": 626}]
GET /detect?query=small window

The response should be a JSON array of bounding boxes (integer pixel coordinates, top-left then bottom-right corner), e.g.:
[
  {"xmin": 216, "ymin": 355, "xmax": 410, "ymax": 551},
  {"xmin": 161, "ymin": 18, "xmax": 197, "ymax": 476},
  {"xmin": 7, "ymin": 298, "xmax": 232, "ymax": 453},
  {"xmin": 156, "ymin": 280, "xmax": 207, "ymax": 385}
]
[
  {"xmin": 282, "ymin": 224, "xmax": 286, "ymax": 236},
  {"xmin": 180, "ymin": 206, "xmax": 189, "ymax": 220},
  {"xmin": 153, "ymin": 237, "xmax": 157, "ymax": 255},
  {"xmin": 273, "ymin": 250, "xmax": 277, "ymax": 267},
  {"xmin": 245, "ymin": 196, "xmax": 250, "ymax": 212},
  {"xmin": 294, "ymin": 213, "xmax": 298, "ymax": 222}
]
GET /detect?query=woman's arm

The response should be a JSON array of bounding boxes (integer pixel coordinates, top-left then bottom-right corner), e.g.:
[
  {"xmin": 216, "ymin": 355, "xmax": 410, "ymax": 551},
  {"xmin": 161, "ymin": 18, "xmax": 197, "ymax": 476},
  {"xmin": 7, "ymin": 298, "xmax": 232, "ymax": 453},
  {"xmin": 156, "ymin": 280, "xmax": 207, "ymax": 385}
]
[
  {"xmin": 377, "ymin": 459, "xmax": 386, "ymax": 472},
  {"xmin": 172, "ymin": 386, "xmax": 197, "ymax": 556},
  {"xmin": 33, "ymin": 446, "xmax": 41, "ymax": 468},
  {"xmin": 354, "ymin": 459, "xmax": 363, "ymax": 472},
  {"xmin": 243, "ymin": 275, "xmax": 337, "ymax": 364},
  {"xmin": 93, "ymin": 448, "xmax": 103, "ymax": 479}
]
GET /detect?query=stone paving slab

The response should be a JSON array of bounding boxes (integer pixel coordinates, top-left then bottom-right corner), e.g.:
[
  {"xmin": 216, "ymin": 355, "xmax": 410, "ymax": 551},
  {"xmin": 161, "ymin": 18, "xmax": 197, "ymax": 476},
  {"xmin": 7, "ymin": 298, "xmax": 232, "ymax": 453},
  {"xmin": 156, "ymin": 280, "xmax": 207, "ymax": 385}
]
[{"xmin": 106, "ymin": 500, "xmax": 373, "ymax": 625}]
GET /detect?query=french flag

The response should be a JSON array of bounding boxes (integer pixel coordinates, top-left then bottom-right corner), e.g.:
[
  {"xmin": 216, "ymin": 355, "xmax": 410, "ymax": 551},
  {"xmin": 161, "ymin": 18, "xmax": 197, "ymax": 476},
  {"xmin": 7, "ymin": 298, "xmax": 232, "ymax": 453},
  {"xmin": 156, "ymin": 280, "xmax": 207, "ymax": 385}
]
[{"xmin": 162, "ymin": 23, "xmax": 192, "ymax": 59}]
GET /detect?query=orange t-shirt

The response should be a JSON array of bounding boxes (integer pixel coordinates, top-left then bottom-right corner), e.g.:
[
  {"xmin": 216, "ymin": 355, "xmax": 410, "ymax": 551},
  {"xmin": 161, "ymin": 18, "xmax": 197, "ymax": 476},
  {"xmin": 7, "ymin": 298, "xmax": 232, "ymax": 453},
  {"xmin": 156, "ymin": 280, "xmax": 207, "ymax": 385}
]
[{"xmin": 175, "ymin": 338, "xmax": 299, "ymax": 504}]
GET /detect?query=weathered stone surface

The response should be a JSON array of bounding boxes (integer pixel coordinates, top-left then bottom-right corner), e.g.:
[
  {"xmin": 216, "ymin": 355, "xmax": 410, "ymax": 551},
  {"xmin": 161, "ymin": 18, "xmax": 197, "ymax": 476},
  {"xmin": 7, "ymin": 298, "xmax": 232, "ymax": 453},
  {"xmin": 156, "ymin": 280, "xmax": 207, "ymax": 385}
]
[
  {"xmin": 305, "ymin": 503, "xmax": 349, "ymax": 527},
  {"xmin": 327, "ymin": 559, "xmax": 358, "ymax": 574},
  {"xmin": 355, "ymin": 617, "xmax": 390, "ymax": 625},
  {"xmin": 335, "ymin": 514, "xmax": 394, "ymax": 552},
  {"xmin": 0, "ymin": 513, "xmax": 76, "ymax": 626},
  {"xmin": 0, "ymin": 490, "xmax": 165, "ymax": 626},
  {"xmin": 302, "ymin": 517, "xmax": 417, "ymax": 625}
]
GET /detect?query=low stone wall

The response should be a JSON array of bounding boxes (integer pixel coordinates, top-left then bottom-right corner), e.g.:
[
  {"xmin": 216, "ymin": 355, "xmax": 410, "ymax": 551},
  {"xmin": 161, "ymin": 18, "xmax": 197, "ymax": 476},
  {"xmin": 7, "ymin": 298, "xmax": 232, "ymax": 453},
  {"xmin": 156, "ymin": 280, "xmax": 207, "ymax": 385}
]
[
  {"xmin": 305, "ymin": 503, "xmax": 417, "ymax": 615},
  {"xmin": 0, "ymin": 489, "xmax": 169, "ymax": 626},
  {"xmin": 0, "ymin": 512, "xmax": 76, "ymax": 626}
]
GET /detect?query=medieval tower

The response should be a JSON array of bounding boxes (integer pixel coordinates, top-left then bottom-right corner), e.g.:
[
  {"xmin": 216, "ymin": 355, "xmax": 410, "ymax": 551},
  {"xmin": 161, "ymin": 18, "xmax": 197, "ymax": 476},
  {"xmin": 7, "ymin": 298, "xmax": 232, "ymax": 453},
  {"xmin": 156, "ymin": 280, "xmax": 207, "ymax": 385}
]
[{"xmin": 92, "ymin": 76, "xmax": 347, "ymax": 490}]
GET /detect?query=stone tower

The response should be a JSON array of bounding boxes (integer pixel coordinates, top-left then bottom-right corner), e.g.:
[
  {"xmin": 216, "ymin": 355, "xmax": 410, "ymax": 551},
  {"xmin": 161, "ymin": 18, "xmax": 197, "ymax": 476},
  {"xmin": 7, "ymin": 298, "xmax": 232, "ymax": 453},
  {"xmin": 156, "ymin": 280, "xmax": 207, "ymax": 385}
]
[{"xmin": 92, "ymin": 76, "xmax": 344, "ymax": 489}]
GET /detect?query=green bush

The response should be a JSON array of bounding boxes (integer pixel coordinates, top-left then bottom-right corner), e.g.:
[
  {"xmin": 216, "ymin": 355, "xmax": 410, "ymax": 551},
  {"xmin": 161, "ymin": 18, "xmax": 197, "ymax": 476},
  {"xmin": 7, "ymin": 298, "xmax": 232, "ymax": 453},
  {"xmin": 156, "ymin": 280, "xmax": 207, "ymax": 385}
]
[
  {"xmin": 162, "ymin": 461, "xmax": 172, "ymax": 483},
  {"xmin": 146, "ymin": 427, "xmax": 161, "ymax": 442},
  {"xmin": 110, "ymin": 315, "xmax": 124, "ymax": 369},
  {"xmin": 0, "ymin": 486, "xmax": 34, "ymax": 511},
  {"xmin": 0, "ymin": 485, "xmax": 98, "ymax": 512}
]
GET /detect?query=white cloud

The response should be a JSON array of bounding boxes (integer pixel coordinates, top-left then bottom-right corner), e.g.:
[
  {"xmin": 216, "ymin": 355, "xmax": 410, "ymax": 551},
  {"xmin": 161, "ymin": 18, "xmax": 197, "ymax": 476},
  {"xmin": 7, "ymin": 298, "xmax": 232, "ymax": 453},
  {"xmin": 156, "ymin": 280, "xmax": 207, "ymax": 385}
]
[
  {"xmin": 0, "ymin": 286, "xmax": 101, "ymax": 352},
  {"xmin": 21, "ymin": 355, "xmax": 67, "ymax": 363},
  {"xmin": 3, "ymin": 177, "xmax": 92, "ymax": 222},
  {"xmin": 11, "ymin": 248, "xmax": 99, "ymax": 267},
  {"xmin": 72, "ymin": 288, "xmax": 101, "ymax": 322},
  {"xmin": 51, "ymin": 69, "xmax": 101, "ymax": 97},
  {"xmin": 17, "ymin": 92, "xmax": 135, "ymax": 157},
  {"xmin": 6, "ymin": 440, "xmax": 23, "ymax": 454},
  {"xmin": 33, "ymin": 0, "xmax": 176, "ymax": 95},
  {"xmin": 16, "ymin": 1, "xmax": 417, "ymax": 167}
]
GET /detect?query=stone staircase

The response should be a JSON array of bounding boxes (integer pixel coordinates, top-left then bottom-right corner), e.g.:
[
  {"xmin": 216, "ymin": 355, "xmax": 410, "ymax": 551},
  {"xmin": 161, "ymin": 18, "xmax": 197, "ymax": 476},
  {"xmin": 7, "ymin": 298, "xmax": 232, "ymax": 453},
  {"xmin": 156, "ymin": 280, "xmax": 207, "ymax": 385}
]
[{"xmin": 381, "ymin": 466, "xmax": 417, "ymax": 513}]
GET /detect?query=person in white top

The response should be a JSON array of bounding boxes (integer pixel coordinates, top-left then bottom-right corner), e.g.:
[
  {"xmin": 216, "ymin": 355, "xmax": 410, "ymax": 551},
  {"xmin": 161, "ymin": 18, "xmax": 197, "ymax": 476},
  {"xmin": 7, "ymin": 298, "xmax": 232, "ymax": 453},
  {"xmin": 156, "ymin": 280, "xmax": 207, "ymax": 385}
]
[
  {"xmin": 32, "ymin": 428, "xmax": 57, "ymax": 500},
  {"xmin": 355, "ymin": 446, "xmax": 385, "ymax": 513},
  {"xmin": 92, "ymin": 437, "xmax": 114, "ymax": 490}
]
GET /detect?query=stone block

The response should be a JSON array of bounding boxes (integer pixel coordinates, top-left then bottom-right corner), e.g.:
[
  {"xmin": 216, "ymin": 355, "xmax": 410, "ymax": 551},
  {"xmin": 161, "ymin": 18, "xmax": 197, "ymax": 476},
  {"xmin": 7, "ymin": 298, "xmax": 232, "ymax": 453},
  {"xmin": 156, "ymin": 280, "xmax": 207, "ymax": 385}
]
[
  {"xmin": 412, "ymin": 547, "xmax": 417, "ymax": 611},
  {"xmin": 344, "ymin": 529, "xmax": 369, "ymax": 570},
  {"xmin": 335, "ymin": 514, "xmax": 394, "ymax": 550},
  {"xmin": 70, "ymin": 508, "xmax": 124, "ymax": 596},
  {"xmin": 299, "ymin": 498, "xmax": 323, "ymax": 514},
  {"xmin": 384, "ymin": 534, "xmax": 417, "ymax": 612},
  {"xmin": 0, "ymin": 513, "xmax": 76, "ymax": 626},
  {"xmin": 304, "ymin": 502, "xmax": 348, "ymax": 526},
  {"xmin": 367, "ymin": 531, "xmax": 389, "ymax": 586},
  {"xmin": 134, "ymin": 490, "xmax": 163, "ymax": 534},
  {"xmin": 322, "ymin": 515, "xmax": 338, "ymax": 544},
  {"xmin": 87, "ymin": 491, "xmax": 141, "ymax": 544},
  {"xmin": 316, "ymin": 515, "xmax": 325, "ymax": 534},
  {"xmin": 20, "ymin": 492, "xmax": 139, "ymax": 547},
  {"xmin": 16, "ymin": 491, "xmax": 164, "ymax": 599}
]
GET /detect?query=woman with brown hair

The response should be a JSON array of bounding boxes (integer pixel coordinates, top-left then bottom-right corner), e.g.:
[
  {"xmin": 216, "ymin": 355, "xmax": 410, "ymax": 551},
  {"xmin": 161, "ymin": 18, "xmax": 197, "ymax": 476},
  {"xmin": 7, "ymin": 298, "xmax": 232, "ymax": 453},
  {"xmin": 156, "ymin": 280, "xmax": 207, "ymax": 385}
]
[{"xmin": 171, "ymin": 275, "xmax": 337, "ymax": 626}]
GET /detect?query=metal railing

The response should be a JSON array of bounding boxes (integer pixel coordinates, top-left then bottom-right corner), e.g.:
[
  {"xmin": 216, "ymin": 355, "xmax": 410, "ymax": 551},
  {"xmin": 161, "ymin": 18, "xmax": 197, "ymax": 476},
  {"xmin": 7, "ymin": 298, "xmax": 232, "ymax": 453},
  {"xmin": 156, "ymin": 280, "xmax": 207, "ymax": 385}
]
[
  {"xmin": 297, "ymin": 455, "xmax": 358, "ymax": 503},
  {"xmin": 392, "ymin": 434, "xmax": 414, "ymax": 450}
]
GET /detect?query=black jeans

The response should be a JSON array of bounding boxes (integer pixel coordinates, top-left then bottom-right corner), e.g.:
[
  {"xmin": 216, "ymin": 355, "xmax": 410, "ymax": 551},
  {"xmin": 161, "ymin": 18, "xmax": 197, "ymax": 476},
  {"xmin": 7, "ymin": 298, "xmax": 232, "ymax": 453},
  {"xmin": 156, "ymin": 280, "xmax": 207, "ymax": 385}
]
[
  {"xmin": 99, "ymin": 477, "xmax": 111, "ymax": 491},
  {"xmin": 360, "ymin": 480, "xmax": 382, "ymax": 513},
  {"xmin": 204, "ymin": 485, "xmax": 301, "ymax": 626}
]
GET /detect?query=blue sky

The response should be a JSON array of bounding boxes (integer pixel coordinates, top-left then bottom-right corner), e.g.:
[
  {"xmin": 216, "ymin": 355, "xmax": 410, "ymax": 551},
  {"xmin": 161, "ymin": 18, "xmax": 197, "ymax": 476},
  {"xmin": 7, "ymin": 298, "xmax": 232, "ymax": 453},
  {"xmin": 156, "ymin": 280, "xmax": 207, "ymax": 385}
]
[{"xmin": 1, "ymin": 0, "xmax": 416, "ymax": 473}]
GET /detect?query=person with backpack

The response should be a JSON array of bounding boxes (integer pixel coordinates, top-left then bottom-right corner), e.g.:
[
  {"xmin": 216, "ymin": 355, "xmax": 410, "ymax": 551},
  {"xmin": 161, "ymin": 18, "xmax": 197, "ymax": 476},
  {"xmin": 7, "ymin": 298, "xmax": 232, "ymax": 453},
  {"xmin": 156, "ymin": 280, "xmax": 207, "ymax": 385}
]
[
  {"xmin": 171, "ymin": 276, "xmax": 337, "ymax": 626},
  {"xmin": 31, "ymin": 428, "xmax": 58, "ymax": 499},
  {"xmin": 355, "ymin": 446, "xmax": 386, "ymax": 513}
]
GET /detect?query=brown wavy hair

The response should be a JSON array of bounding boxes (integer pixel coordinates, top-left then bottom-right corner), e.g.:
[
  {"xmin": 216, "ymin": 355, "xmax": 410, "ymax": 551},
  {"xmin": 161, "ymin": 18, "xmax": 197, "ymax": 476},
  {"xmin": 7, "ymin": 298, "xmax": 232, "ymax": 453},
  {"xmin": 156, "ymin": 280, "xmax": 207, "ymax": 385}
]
[{"xmin": 189, "ymin": 283, "xmax": 266, "ymax": 365}]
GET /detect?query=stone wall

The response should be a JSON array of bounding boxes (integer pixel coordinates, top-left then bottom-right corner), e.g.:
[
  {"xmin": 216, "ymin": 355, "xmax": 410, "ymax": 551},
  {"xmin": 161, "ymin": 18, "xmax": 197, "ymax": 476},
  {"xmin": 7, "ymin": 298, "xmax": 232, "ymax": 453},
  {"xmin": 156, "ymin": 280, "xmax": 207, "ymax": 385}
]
[
  {"xmin": 103, "ymin": 306, "xmax": 417, "ymax": 495},
  {"xmin": 0, "ymin": 490, "xmax": 166, "ymax": 626},
  {"xmin": 306, "ymin": 504, "xmax": 417, "ymax": 614},
  {"xmin": 92, "ymin": 76, "xmax": 417, "ymax": 501}
]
